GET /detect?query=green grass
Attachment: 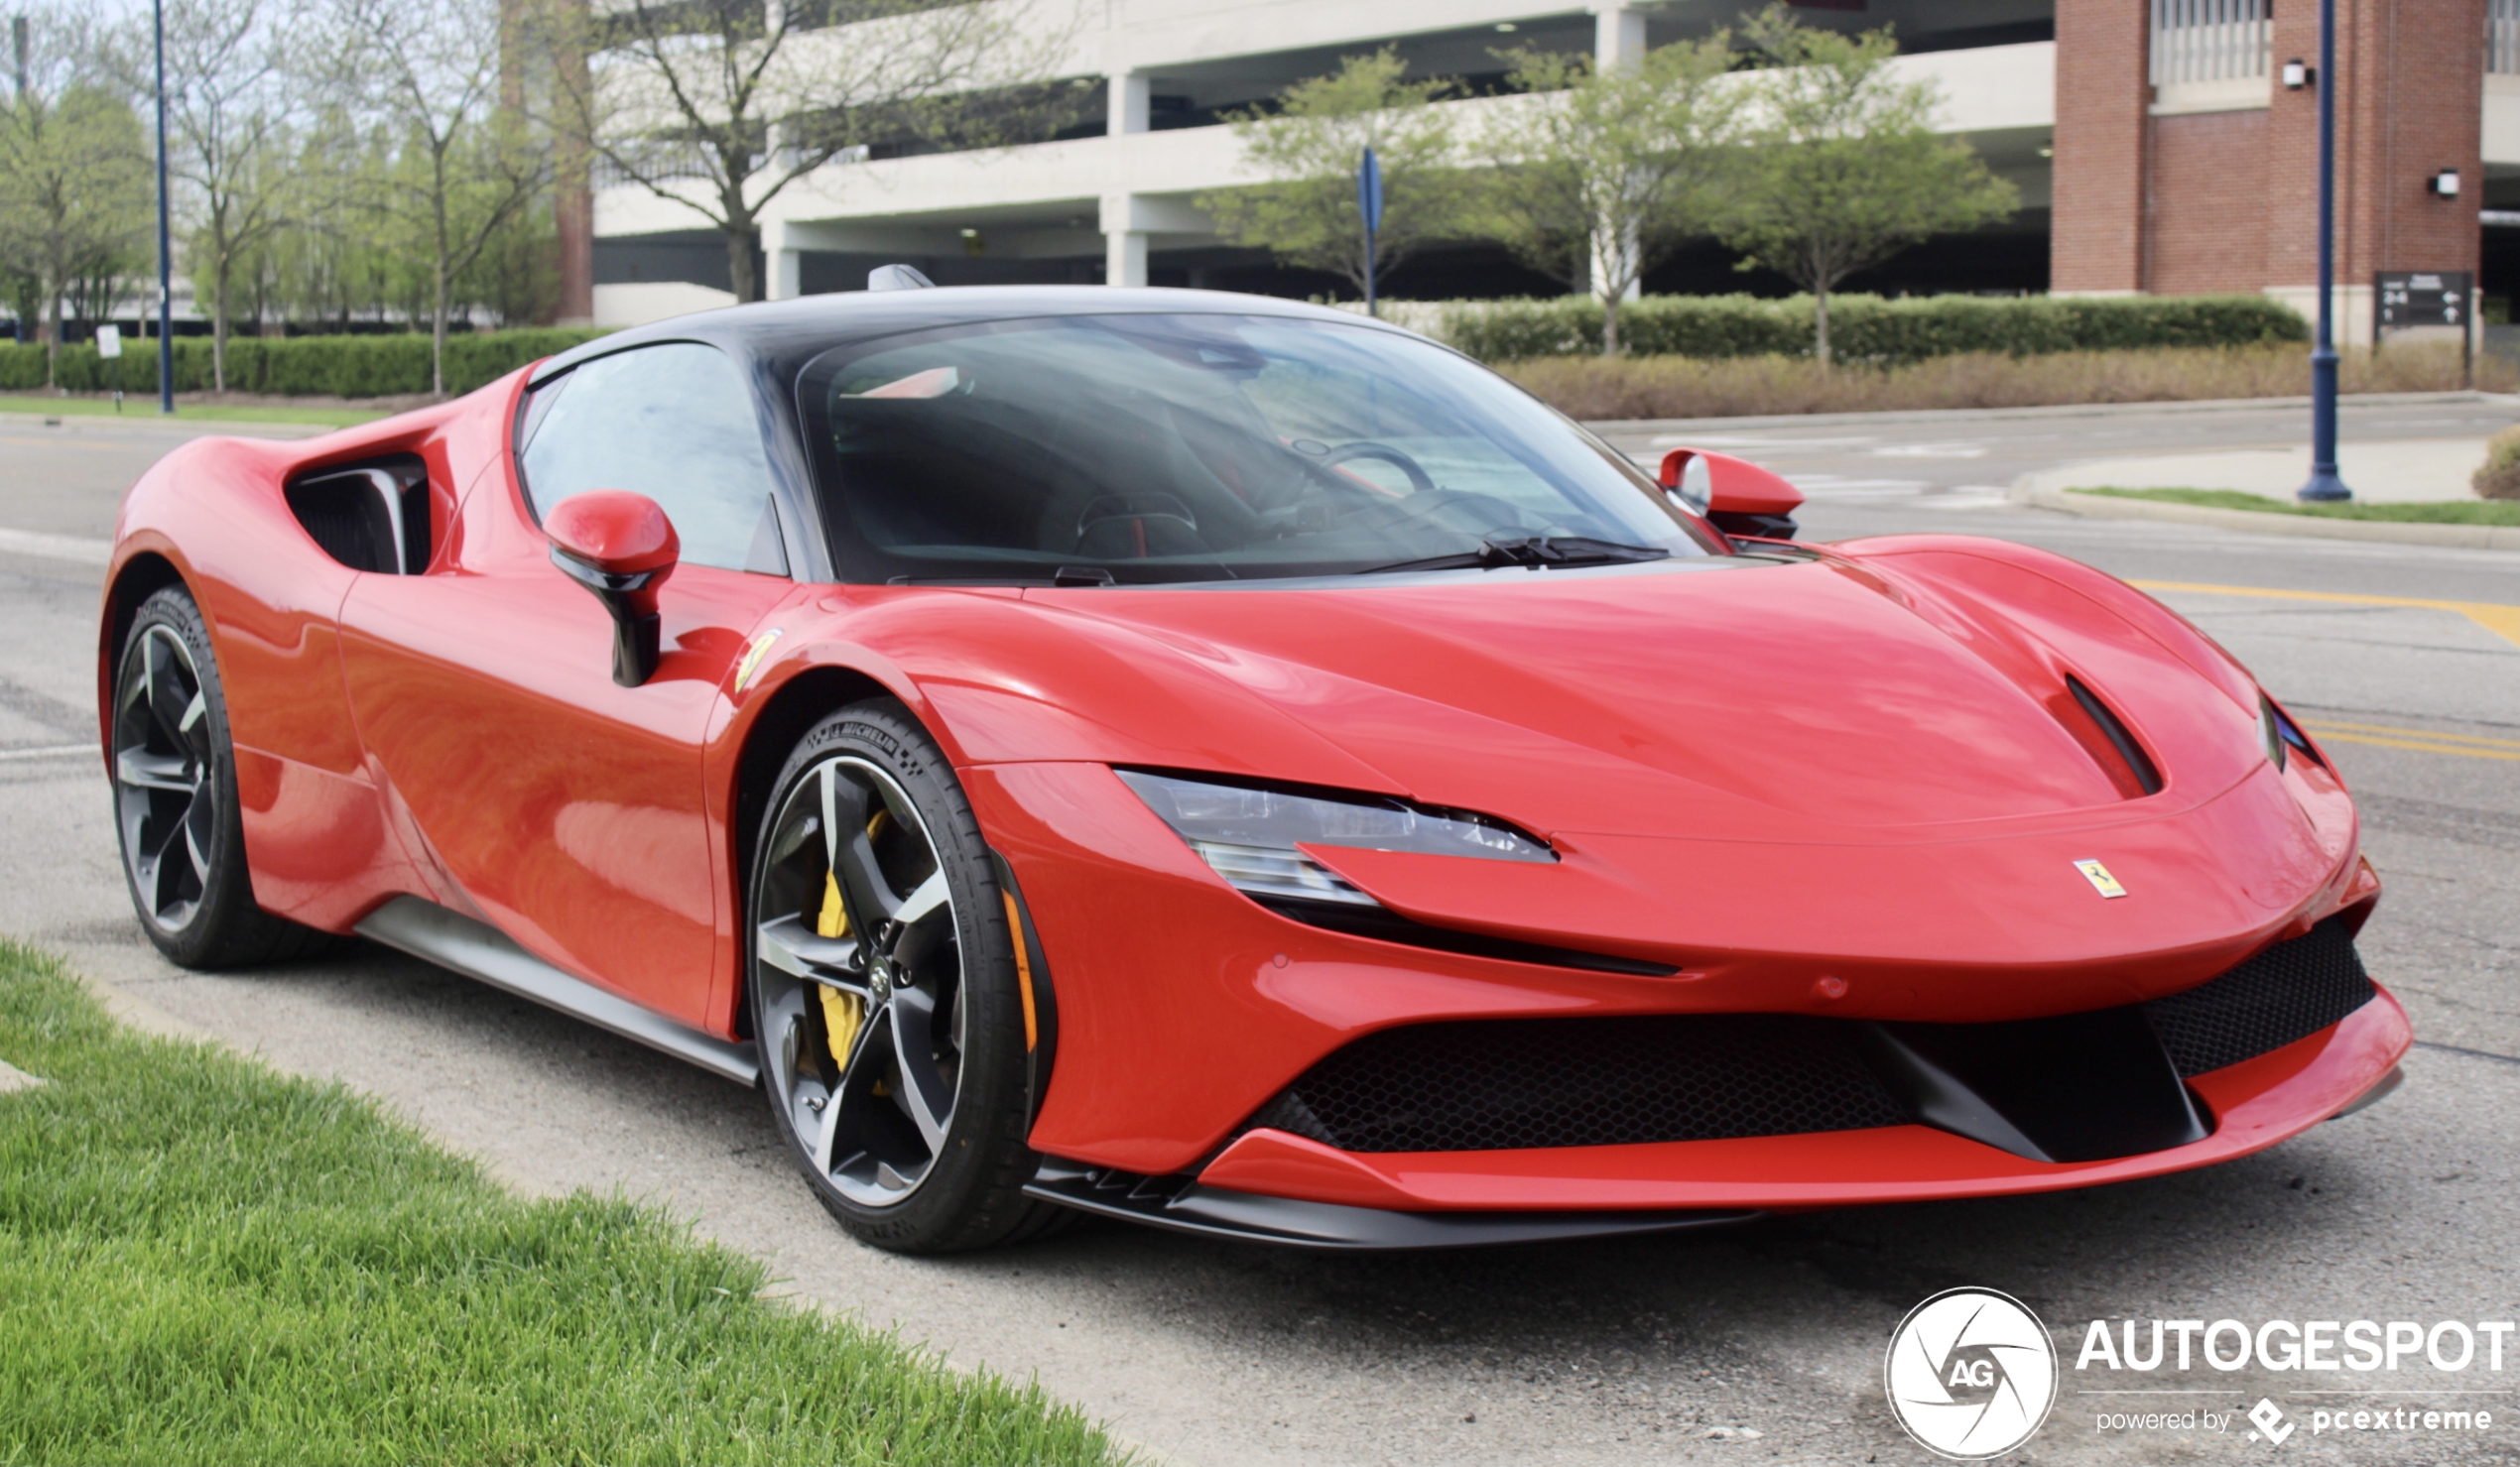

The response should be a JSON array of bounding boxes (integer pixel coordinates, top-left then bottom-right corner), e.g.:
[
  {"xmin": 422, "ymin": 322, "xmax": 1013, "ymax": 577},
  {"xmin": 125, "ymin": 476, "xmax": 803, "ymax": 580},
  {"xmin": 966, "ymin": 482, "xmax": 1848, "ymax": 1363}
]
[
  {"xmin": 2069, "ymin": 486, "xmax": 2520, "ymax": 526},
  {"xmin": 0, "ymin": 939, "xmax": 1118, "ymax": 1467},
  {"xmin": 0, "ymin": 395, "xmax": 387, "ymax": 428}
]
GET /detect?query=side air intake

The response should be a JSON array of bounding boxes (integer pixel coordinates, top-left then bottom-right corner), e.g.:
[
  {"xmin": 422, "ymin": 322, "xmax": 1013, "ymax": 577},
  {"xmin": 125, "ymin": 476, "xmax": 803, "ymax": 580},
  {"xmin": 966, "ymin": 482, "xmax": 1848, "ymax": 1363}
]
[{"xmin": 285, "ymin": 456, "xmax": 431, "ymax": 574}]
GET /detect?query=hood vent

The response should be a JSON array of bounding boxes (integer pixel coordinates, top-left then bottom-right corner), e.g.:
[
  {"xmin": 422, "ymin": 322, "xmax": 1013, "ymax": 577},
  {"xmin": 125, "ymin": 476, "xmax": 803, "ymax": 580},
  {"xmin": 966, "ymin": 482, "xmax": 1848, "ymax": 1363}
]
[{"xmin": 2063, "ymin": 674, "xmax": 2164, "ymax": 797}]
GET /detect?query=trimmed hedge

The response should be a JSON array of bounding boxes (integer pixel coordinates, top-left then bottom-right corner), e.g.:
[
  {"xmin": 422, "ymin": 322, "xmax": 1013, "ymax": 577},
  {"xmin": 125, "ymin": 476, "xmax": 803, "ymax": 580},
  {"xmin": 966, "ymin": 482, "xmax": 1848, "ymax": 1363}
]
[
  {"xmin": 0, "ymin": 327, "xmax": 609, "ymax": 398},
  {"xmin": 1435, "ymin": 294, "xmax": 2310, "ymax": 365}
]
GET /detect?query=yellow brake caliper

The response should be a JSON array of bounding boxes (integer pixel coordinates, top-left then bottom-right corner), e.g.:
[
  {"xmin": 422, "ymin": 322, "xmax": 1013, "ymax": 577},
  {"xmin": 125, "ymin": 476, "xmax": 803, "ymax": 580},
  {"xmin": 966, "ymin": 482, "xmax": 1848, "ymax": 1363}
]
[{"xmin": 815, "ymin": 870, "xmax": 864, "ymax": 1066}]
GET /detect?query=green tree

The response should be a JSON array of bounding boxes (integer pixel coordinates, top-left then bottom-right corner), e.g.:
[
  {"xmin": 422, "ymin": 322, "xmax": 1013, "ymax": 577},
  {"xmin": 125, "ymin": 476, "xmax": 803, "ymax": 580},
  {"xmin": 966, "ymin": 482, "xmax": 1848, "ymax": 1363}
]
[
  {"xmin": 1198, "ymin": 50, "xmax": 1471, "ymax": 306},
  {"xmin": 0, "ymin": 8, "xmax": 151, "ymax": 386},
  {"xmin": 324, "ymin": 0, "xmax": 553, "ymax": 393},
  {"xmin": 1714, "ymin": 6, "xmax": 2018, "ymax": 366},
  {"xmin": 556, "ymin": 0, "xmax": 1073, "ymax": 306},
  {"xmin": 1472, "ymin": 38, "xmax": 1739, "ymax": 356}
]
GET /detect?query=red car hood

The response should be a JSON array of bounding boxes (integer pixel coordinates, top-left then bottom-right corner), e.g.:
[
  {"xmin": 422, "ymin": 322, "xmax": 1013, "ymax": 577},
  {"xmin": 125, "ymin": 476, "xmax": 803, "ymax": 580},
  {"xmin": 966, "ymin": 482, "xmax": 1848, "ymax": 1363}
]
[{"xmin": 893, "ymin": 550, "xmax": 2357, "ymax": 1006}]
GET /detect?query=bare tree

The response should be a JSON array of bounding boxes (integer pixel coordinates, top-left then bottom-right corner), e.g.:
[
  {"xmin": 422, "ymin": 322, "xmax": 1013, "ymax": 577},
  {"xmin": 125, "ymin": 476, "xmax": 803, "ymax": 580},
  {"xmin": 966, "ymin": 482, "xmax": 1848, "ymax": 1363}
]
[
  {"xmin": 326, "ymin": 0, "xmax": 552, "ymax": 392},
  {"xmin": 109, "ymin": 0, "xmax": 304, "ymax": 390},
  {"xmin": 1471, "ymin": 38, "xmax": 1739, "ymax": 356},
  {"xmin": 556, "ymin": 0, "xmax": 1075, "ymax": 305},
  {"xmin": 0, "ymin": 5, "xmax": 151, "ymax": 386}
]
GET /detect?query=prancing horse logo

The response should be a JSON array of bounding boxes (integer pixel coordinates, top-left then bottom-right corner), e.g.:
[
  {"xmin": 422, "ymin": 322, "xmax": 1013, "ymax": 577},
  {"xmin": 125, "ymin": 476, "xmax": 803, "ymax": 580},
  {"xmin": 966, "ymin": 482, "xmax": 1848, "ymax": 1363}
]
[{"xmin": 2074, "ymin": 859, "xmax": 2128, "ymax": 899}]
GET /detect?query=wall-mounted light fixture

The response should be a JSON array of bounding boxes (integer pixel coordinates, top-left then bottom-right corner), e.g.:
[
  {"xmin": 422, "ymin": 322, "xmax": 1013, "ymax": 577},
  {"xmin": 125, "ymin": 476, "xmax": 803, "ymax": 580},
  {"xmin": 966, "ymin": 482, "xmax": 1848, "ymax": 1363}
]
[
  {"xmin": 2282, "ymin": 59, "xmax": 2312, "ymax": 89},
  {"xmin": 961, "ymin": 227, "xmax": 985, "ymax": 255},
  {"xmin": 2431, "ymin": 168, "xmax": 2462, "ymax": 198}
]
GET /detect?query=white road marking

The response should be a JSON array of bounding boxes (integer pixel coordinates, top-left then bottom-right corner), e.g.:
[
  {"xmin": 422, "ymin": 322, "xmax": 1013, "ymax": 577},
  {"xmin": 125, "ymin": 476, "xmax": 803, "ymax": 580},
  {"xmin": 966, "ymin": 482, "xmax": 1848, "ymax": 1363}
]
[
  {"xmin": 0, "ymin": 744, "xmax": 93, "ymax": 762},
  {"xmin": 1649, "ymin": 433, "xmax": 1881, "ymax": 449},
  {"xmin": 0, "ymin": 528, "xmax": 111, "ymax": 565}
]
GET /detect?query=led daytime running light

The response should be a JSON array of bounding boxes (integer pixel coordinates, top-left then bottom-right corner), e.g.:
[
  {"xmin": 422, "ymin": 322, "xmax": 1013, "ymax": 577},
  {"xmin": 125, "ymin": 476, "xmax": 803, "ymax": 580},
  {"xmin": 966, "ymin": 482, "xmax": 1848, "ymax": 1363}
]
[{"xmin": 1117, "ymin": 770, "xmax": 1554, "ymax": 907}]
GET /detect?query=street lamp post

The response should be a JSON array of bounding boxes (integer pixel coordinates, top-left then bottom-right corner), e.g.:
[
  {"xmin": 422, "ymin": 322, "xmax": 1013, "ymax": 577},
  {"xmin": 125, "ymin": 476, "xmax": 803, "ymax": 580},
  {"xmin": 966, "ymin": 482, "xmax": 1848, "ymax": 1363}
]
[
  {"xmin": 2298, "ymin": 0, "xmax": 2349, "ymax": 501},
  {"xmin": 153, "ymin": 0, "xmax": 174, "ymax": 415}
]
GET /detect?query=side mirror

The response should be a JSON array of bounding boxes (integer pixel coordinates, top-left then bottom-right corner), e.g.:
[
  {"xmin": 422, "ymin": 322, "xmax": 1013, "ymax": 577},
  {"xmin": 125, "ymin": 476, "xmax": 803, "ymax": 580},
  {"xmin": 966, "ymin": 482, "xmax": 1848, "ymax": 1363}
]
[
  {"xmin": 545, "ymin": 490, "xmax": 679, "ymax": 686},
  {"xmin": 1659, "ymin": 448, "xmax": 1806, "ymax": 543}
]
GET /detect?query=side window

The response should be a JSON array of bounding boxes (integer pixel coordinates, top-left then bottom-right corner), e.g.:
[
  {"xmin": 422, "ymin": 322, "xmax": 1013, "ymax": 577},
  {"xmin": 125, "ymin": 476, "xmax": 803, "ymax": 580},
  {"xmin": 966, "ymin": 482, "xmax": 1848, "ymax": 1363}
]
[{"xmin": 518, "ymin": 341, "xmax": 788, "ymax": 574}]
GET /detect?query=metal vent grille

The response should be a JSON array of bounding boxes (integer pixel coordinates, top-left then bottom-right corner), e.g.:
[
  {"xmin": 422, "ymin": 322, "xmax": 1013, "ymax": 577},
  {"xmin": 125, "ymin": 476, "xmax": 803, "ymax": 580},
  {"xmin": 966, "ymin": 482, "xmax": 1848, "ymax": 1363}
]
[
  {"xmin": 2143, "ymin": 917, "xmax": 2376, "ymax": 1077},
  {"xmin": 1249, "ymin": 1015, "xmax": 1907, "ymax": 1154}
]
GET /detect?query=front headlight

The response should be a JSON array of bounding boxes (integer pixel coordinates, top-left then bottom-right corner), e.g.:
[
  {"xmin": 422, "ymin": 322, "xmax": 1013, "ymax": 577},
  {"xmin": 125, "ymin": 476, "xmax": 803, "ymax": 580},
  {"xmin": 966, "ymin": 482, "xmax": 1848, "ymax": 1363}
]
[{"xmin": 1115, "ymin": 770, "xmax": 1554, "ymax": 907}]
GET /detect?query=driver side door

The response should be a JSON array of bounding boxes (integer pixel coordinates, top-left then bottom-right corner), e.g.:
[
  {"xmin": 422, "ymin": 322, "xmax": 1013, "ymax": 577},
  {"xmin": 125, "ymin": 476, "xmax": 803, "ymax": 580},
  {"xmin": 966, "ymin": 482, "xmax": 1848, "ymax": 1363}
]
[{"xmin": 339, "ymin": 342, "xmax": 796, "ymax": 1027}]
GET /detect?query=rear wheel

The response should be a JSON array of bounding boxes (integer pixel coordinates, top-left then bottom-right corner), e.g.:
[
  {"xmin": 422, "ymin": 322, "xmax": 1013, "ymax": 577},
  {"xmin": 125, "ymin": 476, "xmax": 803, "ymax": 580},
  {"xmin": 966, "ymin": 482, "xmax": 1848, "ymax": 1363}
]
[
  {"xmin": 112, "ymin": 586, "xmax": 335, "ymax": 968},
  {"xmin": 748, "ymin": 700, "xmax": 1067, "ymax": 1253}
]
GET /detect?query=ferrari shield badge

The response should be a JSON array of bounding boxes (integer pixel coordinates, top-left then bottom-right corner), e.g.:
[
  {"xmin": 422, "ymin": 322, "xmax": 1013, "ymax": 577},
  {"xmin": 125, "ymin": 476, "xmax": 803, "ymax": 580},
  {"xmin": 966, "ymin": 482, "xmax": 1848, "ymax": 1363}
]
[
  {"xmin": 734, "ymin": 628, "xmax": 783, "ymax": 691},
  {"xmin": 2074, "ymin": 859, "xmax": 2128, "ymax": 899}
]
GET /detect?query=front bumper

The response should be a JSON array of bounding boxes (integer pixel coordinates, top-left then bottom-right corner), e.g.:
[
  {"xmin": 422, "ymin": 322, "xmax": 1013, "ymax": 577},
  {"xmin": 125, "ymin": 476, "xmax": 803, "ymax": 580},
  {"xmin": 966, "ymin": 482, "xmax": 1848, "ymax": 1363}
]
[
  {"xmin": 1186, "ymin": 991, "xmax": 2409, "ymax": 1216},
  {"xmin": 969, "ymin": 758, "xmax": 2401, "ymax": 1234}
]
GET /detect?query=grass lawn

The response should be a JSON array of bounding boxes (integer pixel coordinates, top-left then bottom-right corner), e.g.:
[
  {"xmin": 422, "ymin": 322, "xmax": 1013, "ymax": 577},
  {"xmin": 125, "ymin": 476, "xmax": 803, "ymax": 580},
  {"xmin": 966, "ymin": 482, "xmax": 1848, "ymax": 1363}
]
[
  {"xmin": 2068, "ymin": 486, "xmax": 2520, "ymax": 526},
  {"xmin": 0, "ymin": 939, "xmax": 1118, "ymax": 1466},
  {"xmin": 0, "ymin": 395, "xmax": 385, "ymax": 429}
]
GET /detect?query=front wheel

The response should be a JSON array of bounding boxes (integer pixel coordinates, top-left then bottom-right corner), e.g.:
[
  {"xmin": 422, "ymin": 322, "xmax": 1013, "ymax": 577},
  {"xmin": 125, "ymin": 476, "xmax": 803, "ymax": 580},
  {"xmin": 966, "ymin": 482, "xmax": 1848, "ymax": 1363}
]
[
  {"xmin": 111, "ymin": 585, "xmax": 336, "ymax": 968},
  {"xmin": 747, "ymin": 700, "xmax": 1068, "ymax": 1253}
]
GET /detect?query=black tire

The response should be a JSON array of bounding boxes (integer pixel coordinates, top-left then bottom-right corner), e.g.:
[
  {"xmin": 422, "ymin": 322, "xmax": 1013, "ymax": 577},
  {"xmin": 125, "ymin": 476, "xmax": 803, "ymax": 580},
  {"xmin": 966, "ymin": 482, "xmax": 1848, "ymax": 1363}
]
[
  {"xmin": 746, "ymin": 699, "xmax": 1066, "ymax": 1254},
  {"xmin": 111, "ymin": 585, "xmax": 339, "ymax": 968}
]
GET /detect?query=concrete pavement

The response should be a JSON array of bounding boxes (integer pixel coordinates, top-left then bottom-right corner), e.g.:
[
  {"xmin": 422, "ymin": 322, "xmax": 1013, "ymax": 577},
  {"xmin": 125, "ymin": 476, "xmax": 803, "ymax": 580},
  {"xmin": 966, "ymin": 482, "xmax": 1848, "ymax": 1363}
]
[{"xmin": 3, "ymin": 405, "xmax": 2518, "ymax": 1465}]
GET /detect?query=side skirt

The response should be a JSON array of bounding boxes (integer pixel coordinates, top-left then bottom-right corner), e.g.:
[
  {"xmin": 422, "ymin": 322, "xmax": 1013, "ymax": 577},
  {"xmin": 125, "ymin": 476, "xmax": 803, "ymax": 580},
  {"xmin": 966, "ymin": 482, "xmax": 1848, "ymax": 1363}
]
[
  {"xmin": 356, "ymin": 895, "xmax": 759, "ymax": 1086},
  {"xmin": 1025, "ymin": 1158, "xmax": 1760, "ymax": 1251}
]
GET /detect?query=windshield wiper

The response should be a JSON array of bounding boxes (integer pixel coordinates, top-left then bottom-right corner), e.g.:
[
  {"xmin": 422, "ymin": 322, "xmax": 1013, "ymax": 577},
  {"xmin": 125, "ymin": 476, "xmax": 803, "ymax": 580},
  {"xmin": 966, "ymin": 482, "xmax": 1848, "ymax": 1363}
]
[{"xmin": 1350, "ymin": 536, "xmax": 1672, "ymax": 576}]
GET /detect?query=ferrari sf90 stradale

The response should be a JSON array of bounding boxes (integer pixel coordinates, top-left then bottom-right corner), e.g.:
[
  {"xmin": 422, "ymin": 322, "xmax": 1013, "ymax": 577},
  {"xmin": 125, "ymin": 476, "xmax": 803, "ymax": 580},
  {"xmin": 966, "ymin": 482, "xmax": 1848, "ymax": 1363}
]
[{"xmin": 100, "ymin": 285, "xmax": 2405, "ymax": 1252}]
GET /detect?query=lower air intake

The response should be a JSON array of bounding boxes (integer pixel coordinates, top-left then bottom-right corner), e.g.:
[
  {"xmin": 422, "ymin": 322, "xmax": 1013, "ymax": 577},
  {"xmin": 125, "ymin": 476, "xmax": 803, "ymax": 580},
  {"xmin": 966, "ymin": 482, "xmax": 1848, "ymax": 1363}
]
[
  {"xmin": 1247, "ymin": 1015, "xmax": 1907, "ymax": 1153},
  {"xmin": 1243, "ymin": 920, "xmax": 2379, "ymax": 1157},
  {"xmin": 2142, "ymin": 916, "xmax": 2376, "ymax": 1077}
]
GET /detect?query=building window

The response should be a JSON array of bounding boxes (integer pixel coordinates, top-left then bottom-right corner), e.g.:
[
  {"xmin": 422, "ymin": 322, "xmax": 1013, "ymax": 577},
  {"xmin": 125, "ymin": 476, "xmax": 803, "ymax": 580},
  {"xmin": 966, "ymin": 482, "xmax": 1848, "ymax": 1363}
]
[
  {"xmin": 2150, "ymin": 0, "xmax": 2269, "ymax": 86},
  {"xmin": 2493, "ymin": 0, "xmax": 2520, "ymax": 76}
]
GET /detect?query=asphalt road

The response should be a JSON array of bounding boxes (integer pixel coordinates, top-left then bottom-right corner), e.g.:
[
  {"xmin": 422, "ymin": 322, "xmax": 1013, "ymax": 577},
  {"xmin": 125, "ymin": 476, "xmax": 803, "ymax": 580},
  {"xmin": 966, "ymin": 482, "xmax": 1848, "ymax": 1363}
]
[{"xmin": 2, "ymin": 401, "xmax": 2516, "ymax": 1466}]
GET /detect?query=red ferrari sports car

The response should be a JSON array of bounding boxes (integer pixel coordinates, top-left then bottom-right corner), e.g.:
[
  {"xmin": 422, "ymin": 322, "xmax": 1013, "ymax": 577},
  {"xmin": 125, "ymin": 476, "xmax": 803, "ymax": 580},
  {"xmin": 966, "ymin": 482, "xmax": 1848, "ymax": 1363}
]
[{"xmin": 98, "ymin": 285, "xmax": 2407, "ymax": 1253}]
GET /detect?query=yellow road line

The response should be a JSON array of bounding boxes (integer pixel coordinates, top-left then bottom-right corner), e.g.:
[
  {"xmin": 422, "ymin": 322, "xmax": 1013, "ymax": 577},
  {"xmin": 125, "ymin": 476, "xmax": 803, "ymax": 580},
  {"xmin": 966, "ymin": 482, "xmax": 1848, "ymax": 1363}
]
[
  {"xmin": 2301, "ymin": 719, "xmax": 2520, "ymax": 751},
  {"xmin": 2131, "ymin": 580, "xmax": 2520, "ymax": 650},
  {"xmin": 2303, "ymin": 730, "xmax": 2520, "ymax": 762}
]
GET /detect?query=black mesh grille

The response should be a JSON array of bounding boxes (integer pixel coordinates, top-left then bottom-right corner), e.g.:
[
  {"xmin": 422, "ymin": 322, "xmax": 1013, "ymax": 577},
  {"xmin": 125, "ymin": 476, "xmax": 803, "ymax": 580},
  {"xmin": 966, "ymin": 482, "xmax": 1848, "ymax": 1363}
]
[
  {"xmin": 1251, "ymin": 1015, "xmax": 1907, "ymax": 1153},
  {"xmin": 1245, "ymin": 921, "xmax": 2378, "ymax": 1156},
  {"xmin": 2143, "ymin": 917, "xmax": 2375, "ymax": 1076}
]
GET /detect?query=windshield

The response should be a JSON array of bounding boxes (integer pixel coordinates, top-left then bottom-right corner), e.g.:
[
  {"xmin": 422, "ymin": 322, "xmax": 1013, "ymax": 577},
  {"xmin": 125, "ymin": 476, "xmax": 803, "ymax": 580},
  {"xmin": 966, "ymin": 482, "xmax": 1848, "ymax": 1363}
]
[{"xmin": 798, "ymin": 312, "xmax": 1724, "ymax": 584}]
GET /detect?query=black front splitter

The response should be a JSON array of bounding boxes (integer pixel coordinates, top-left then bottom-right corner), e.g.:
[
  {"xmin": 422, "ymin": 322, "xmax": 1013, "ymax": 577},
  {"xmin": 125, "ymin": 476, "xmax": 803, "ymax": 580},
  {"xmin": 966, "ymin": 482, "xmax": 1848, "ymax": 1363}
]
[{"xmin": 1025, "ymin": 1159, "xmax": 1761, "ymax": 1251}]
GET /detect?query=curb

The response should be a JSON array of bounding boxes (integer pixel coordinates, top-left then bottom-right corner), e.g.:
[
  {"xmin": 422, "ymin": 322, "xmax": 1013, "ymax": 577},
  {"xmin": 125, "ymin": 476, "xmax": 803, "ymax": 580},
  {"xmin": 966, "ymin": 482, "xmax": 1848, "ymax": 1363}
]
[
  {"xmin": 2018, "ymin": 486, "xmax": 2520, "ymax": 550},
  {"xmin": 1584, "ymin": 391, "xmax": 2519, "ymax": 435}
]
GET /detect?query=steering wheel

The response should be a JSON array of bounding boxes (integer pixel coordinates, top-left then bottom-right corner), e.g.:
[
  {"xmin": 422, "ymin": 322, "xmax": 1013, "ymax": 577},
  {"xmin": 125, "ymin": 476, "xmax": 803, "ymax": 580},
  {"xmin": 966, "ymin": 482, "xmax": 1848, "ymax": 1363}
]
[{"xmin": 1314, "ymin": 440, "xmax": 1436, "ymax": 494}]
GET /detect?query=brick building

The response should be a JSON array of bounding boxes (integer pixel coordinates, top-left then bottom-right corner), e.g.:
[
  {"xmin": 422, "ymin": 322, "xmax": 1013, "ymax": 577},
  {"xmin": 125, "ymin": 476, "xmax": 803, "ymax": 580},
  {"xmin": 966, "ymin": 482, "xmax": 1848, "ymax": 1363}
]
[{"xmin": 2057, "ymin": 0, "xmax": 2497, "ymax": 341}]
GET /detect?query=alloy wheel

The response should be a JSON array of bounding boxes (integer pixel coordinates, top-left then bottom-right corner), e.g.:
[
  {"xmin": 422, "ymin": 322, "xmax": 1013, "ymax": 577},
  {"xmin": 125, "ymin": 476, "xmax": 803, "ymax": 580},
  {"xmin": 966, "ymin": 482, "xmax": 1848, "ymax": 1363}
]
[
  {"xmin": 754, "ymin": 755, "xmax": 966, "ymax": 1208},
  {"xmin": 113, "ymin": 624, "xmax": 216, "ymax": 932}
]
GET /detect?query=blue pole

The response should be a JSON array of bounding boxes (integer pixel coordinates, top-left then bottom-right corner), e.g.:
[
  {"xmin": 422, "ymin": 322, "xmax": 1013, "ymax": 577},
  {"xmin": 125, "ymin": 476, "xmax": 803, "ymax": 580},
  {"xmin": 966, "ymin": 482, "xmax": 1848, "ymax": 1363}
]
[
  {"xmin": 153, "ymin": 0, "xmax": 174, "ymax": 415},
  {"xmin": 1363, "ymin": 220, "xmax": 1376, "ymax": 317},
  {"xmin": 2298, "ymin": 0, "xmax": 2349, "ymax": 501},
  {"xmin": 1356, "ymin": 145, "xmax": 1382, "ymax": 318}
]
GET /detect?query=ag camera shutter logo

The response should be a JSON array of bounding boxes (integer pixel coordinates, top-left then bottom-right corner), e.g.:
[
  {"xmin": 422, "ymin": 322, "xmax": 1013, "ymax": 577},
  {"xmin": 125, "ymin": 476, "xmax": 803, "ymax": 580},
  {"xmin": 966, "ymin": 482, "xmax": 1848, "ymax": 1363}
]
[{"xmin": 1885, "ymin": 1287, "xmax": 2059, "ymax": 1459}]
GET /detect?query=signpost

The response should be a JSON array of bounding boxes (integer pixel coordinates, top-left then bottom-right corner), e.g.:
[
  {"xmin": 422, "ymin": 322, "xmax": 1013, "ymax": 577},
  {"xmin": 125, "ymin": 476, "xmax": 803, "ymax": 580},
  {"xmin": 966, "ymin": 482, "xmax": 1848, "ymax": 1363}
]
[
  {"xmin": 2376, "ymin": 270, "xmax": 2474, "ymax": 387},
  {"xmin": 95, "ymin": 324, "xmax": 124, "ymax": 413},
  {"xmin": 1356, "ymin": 146, "xmax": 1383, "ymax": 318}
]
